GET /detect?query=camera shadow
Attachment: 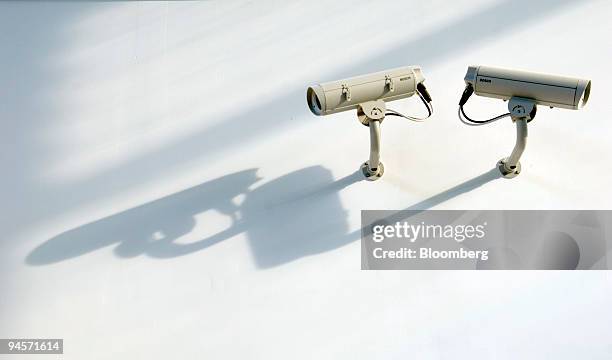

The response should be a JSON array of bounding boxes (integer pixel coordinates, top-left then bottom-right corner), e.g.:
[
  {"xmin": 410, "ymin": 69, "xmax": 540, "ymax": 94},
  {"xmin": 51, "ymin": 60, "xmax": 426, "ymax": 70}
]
[
  {"xmin": 26, "ymin": 166, "xmax": 361, "ymax": 268},
  {"xmin": 26, "ymin": 167, "xmax": 502, "ymax": 268},
  {"xmin": 358, "ymin": 168, "xmax": 502, "ymax": 237},
  {"xmin": 243, "ymin": 168, "xmax": 361, "ymax": 268}
]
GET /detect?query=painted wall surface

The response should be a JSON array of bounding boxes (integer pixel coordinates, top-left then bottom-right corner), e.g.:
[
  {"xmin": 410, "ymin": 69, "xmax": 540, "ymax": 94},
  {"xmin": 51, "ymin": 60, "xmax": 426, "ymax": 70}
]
[{"xmin": 1, "ymin": 1, "xmax": 611, "ymax": 358}]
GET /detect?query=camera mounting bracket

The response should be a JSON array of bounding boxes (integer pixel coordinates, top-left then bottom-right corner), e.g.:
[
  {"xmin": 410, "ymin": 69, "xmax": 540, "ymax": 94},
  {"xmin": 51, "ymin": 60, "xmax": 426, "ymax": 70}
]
[
  {"xmin": 497, "ymin": 97, "xmax": 536, "ymax": 178},
  {"xmin": 357, "ymin": 100, "xmax": 386, "ymax": 181}
]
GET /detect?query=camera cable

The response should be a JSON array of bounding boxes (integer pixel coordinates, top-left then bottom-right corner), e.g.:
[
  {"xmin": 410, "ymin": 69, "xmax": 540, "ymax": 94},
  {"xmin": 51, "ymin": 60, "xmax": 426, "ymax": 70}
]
[
  {"xmin": 384, "ymin": 83, "xmax": 433, "ymax": 122},
  {"xmin": 457, "ymin": 84, "xmax": 511, "ymax": 126}
]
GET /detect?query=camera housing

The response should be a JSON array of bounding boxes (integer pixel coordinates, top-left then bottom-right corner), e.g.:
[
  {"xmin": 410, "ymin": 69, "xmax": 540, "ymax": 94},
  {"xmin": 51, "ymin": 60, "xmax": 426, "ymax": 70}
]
[
  {"xmin": 464, "ymin": 65, "xmax": 591, "ymax": 110},
  {"xmin": 307, "ymin": 66, "xmax": 425, "ymax": 116}
]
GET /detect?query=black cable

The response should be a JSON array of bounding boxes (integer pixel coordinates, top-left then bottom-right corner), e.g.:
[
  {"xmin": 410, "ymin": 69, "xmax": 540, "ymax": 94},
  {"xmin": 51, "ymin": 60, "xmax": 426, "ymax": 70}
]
[
  {"xmin": 459, "ymin": 105, "xmax": 510, "ymax": 125},
  {"xmin": 384, "ymin": 84, "xmax": 433, "ymax": 122},
  {"xmin": 457, "ymin": 84, "xmax": 510, "ymax": 126},
  {"xmin": 458, "ymin": 107, "xmax": 510, "ymax": 126}
]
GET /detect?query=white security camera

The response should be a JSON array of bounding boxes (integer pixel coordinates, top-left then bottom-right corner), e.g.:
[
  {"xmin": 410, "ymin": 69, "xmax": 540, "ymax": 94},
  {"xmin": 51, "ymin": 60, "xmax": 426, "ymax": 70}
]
[
  {"xmin": 458, "ymin": 65, "xmax": 591, "ymax": 178},
  {"xmin": 307, "ymin": 66, "xmax": 427, "ymax": 116},
  {"xmin": 307, "ymin": 65, "xmax": 433, "ymax": 180},
  {"xmin": 464, "ymin": 65, "xmax": 591, "ymax": 110}
]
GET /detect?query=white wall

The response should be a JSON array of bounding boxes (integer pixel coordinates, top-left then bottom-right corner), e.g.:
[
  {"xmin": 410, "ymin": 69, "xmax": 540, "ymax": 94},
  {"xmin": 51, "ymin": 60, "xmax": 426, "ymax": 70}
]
[{"xmin": 1, "ymin": 0, "xmax": 612, "ymax": 359}]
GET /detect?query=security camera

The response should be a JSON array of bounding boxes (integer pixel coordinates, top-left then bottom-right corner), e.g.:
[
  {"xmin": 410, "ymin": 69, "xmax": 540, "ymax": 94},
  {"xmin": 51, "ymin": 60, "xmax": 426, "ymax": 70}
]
[
  {"xmin": 458, "ymin": 65, "xmax": 591, "ymax": 178},
  {"xmin": 307, "ymin": 65, "xmax": 433, "ymax": 180},
  {"xmin": 307, "ymin": 65, "xmax": 428, "ymax": 116},
  {"xmin": 463, "ymin": 65, "xmax": 591, "ymax": 110}
]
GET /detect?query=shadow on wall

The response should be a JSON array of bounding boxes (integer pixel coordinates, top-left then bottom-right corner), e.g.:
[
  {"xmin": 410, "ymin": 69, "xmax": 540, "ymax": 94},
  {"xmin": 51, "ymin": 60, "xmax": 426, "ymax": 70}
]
[
  {"xmin": 26, "ymin": 166, "xmax": 362, "ymax": 268},
  {"xmin": 358, "ymin": 168, "xmax": 503, "ymax": 238},
  {"xmin": 405, "ymin": 168, "xmax": 502, "ymax": 211},
  {"xmin": 27, "ymin": 167, "xmax": 502, "ymax": 268}
]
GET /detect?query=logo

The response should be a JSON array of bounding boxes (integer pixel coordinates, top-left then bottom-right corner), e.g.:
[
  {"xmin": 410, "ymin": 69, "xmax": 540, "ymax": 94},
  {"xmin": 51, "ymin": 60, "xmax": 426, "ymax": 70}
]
[{"xmin": 479, "ymin": 78, "xmax": 492, "ymax": 83}]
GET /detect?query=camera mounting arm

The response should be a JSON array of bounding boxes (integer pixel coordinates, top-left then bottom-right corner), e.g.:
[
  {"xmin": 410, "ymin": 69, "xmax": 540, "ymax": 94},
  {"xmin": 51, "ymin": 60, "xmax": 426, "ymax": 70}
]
[
  {"xmin": 497, "ymin": 97, "xmax": 536, "ymax": 178},
  {"xmin": 357, "ymin": 100, "xmax": 386, "ymax": 180}
]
